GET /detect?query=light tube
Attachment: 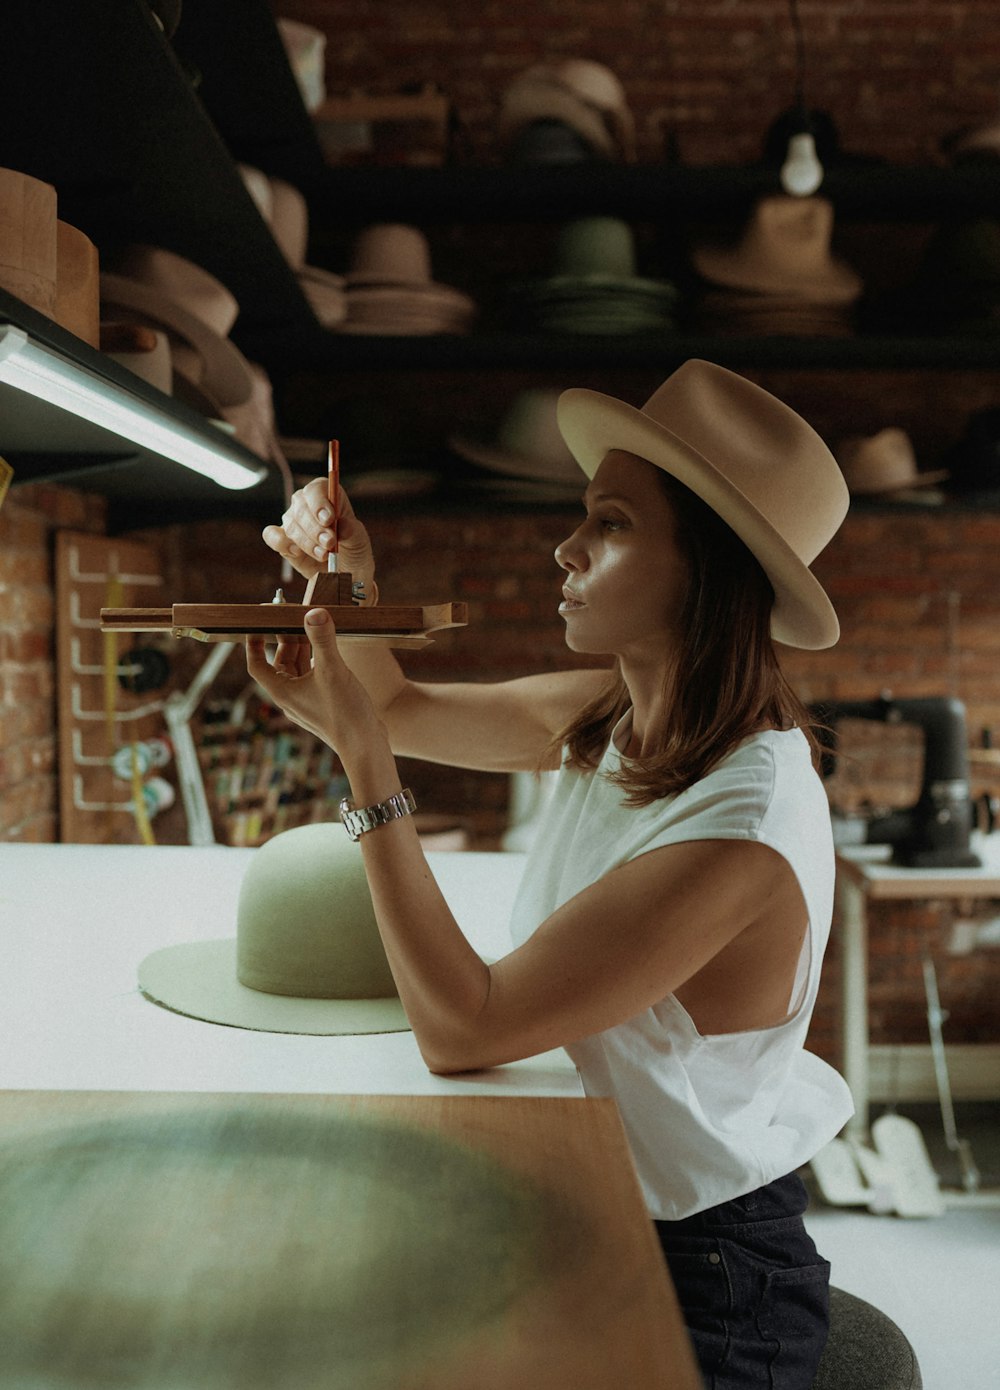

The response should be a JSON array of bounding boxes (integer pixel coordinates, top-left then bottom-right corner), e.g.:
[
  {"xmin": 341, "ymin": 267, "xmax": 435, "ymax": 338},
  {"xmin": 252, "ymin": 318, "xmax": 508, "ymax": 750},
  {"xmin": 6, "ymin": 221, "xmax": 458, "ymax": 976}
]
[{"xmin": 0, "ymin": 323, "xmax": 267, "ymax": 491}]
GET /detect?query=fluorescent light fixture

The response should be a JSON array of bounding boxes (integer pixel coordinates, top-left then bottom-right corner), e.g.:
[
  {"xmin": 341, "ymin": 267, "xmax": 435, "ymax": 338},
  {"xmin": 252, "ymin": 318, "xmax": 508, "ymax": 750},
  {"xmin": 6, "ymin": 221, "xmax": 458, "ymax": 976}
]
[{"xmin": 0, "ymin": 323, "xmax": 267, "ymax": 490}]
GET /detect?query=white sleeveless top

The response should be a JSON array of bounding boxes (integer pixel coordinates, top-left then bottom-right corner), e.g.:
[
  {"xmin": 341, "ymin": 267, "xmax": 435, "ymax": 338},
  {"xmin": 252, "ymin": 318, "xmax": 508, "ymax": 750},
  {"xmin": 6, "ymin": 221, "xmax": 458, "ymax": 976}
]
[{"xmin": 508, "ymin": 713, "xmax": 854, "ymax": 1220}]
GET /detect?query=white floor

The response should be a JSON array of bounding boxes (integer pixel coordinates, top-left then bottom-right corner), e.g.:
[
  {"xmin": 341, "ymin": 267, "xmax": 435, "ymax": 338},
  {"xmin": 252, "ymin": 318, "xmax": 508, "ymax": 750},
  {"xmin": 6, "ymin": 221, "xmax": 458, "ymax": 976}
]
[{"xmin": 803, "ymin": 1104, "xmax": 1000, "ymax": 1390}]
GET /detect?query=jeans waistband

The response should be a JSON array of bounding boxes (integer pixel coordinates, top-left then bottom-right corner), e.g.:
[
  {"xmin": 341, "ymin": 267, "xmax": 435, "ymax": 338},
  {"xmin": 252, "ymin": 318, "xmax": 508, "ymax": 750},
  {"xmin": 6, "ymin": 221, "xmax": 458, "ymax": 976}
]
[{"xmin": 656, "ymin": 1171, "xmax": 809, "ymax": 1234}]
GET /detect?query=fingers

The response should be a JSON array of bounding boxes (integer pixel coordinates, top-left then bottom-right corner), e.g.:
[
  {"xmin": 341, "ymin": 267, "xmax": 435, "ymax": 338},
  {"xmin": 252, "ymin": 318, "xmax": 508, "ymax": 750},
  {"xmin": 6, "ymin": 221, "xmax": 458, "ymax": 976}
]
[
  {"xmin": 272, "ymin": 634, "xmax": 311, "ymax": 676},
  {"xmin": 270, "ymin": 478, "xmax": 377, "ymax": 590},
  {"xmin": 261, "ymin": 523, "xmax": 320, "ymax": 580}
]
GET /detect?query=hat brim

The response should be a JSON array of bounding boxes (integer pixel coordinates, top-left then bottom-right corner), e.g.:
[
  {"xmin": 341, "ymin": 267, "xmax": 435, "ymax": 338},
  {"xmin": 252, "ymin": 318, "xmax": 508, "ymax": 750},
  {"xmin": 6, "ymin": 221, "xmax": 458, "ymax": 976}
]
[
  {"xmin": 138, "ymin": 939, "xmax": 411, "ymax": 1036},
  {"xmin": 557, "ymin": 389, "xmax": 842, "ymax": 650},
  {"xmin": 850, "ymin": 468, "xmax": 950, "ymax": 496},
  {"xmin": 99, "ymin": 274, "xmax": 253, "ymax": 407},
  {"xmin": 448, "ymin": 431, "xmax": 584, "ymax": 487}
]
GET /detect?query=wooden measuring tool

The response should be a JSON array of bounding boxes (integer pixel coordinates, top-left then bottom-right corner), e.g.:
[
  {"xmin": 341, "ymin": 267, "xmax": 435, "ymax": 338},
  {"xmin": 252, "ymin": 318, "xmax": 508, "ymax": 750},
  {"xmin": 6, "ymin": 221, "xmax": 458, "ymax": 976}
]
[{"xmin": 100, "ymin": 439, "xmax": 467, "ymax": 648}]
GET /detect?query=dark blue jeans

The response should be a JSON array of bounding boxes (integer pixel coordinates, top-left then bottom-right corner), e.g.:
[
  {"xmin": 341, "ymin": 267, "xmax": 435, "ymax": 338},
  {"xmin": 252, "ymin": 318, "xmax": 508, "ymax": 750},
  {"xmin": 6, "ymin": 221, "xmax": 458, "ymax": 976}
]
[{"xmin": 654, "ymin": 1172, "xmax": 830, "ymax": 1389}]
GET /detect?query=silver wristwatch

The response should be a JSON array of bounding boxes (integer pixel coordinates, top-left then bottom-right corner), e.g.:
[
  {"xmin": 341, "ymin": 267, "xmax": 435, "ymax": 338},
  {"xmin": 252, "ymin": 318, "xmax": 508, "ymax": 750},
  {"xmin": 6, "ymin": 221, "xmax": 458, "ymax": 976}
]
[{"xmin": 338, "ymin": 787, "xmax": 417, "ymax": 841}]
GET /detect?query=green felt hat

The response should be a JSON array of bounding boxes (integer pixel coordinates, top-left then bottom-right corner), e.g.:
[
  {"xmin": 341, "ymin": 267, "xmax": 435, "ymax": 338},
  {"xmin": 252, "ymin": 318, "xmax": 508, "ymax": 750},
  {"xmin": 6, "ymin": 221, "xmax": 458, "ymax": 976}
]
[{"xmin": 138, "ymin": 823, "xmax": 409, "ymax": 1035}]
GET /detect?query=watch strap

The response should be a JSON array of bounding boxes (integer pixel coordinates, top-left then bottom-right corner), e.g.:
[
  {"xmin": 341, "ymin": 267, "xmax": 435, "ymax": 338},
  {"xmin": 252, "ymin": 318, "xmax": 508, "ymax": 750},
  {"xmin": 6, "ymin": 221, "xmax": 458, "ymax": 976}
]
[{"xmin": 339, "ymin": 787, "xmax": 417, "ymax": 841}]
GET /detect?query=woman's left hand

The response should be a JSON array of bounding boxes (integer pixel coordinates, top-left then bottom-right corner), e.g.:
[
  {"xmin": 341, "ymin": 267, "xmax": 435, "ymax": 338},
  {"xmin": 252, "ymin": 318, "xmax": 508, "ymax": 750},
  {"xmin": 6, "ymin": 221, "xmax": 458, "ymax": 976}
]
[{"xmin": 246, "ymin": 609, "xmax": 385, "ymax": 757}]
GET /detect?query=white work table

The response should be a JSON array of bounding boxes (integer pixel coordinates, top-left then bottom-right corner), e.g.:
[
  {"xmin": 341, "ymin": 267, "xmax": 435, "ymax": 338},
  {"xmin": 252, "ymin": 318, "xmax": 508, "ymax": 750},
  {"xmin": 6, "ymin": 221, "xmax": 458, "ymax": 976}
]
[{"xmin": 0, "ymin": 843, "xmax": 583, "ymax": 1099}]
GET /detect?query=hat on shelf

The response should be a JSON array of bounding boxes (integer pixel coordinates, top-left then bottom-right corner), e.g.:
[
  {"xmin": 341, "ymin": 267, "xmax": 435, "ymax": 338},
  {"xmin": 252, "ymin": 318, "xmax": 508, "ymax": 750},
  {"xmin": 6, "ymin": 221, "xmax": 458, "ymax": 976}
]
[
  {"xmin": 138, "ymin": 822, "xmax": 409, "ymax": 1036},
  {"xmin": 336, "ymin": 224, "xmax": 476, "ymax": 335},
  {"xmin": 0, "ymin": 166, "xmax": 57, "ymax": 317},
  {"xmin": 497, "ymin": 60, "xmax": 634, "ymax": 162},
  {"xmin": 507, "ymin": 119, "xmax": 603, "ymax": 164},
  {"xmin": 691, "ymin": 196, "xmax": 863, "ymax": 337},
  {"xmin": 236, "ymin": 164, "xmax": 346, "ymax": 327},
  {"xmin": 836, "ymin": 428, "xmax": 948, "ymax": 499},
  {"xmin": 99, "ymin": 245, "xmax": 254, "ymax": 408},
  {"xmin": 693, "ymin": 196, "xmax": 863, "ymax": 303},
  {"xmin": 508, "ymin": 217, "xmax": 677, "ymax": 334},
  {"xmin": 557, "ymin": 358, "xmax": 849, "ymax": 650},
  {"xmin": 449, "ymin": 388, "xmax": 586, "ymax": 498},
  {"xmin": 100, "ymin": 321, "xmax": 173, "ymax": 394}
]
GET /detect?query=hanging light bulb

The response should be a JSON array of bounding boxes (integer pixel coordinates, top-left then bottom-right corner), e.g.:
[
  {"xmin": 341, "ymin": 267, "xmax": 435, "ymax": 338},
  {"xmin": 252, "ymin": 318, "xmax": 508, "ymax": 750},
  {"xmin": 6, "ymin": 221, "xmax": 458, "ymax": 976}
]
[
  {"xmin": 781, "ymin": 130, "xmax": 824, "ymax": 196},
  {"xmin": 779, "ymin": 0, "xmax": 824, "ymax": 197}
]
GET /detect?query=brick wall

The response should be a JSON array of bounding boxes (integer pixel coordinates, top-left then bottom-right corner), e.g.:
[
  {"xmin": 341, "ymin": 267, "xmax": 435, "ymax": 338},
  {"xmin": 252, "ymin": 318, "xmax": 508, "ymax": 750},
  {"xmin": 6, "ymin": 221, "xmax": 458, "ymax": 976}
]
[{"xmin": 271, "ymin": 0, "xmax": 1000, "ymax": 165}]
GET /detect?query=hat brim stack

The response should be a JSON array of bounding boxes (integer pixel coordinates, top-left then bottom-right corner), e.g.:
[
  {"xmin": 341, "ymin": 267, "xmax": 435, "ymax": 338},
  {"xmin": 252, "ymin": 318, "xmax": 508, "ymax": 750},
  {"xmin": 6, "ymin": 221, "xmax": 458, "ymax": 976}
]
[
  {"xmin": 337, "ymin": 224, "xmax": 476, "ymax": 336},
  {"xmin": 510, "ymin": 218, "xmax": 678, "ymax": 335},
  {"xmin": 692, "ymin": 196, "xmax": 862, "ymax": 337}
]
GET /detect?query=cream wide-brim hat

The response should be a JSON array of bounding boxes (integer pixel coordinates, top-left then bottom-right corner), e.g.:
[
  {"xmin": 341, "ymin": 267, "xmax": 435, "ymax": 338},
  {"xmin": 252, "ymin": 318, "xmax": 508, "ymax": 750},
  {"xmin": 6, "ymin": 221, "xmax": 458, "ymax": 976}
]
[
  {"xmin": 693, "ymin": 196, "xmax": 862, "ymax": 306},
  {"xmin": 556, "ymin": 359, "xmax": 849, "ymax": 650},
  {"xmin": 836, "ymin": 427, "xmax": 949, "ymax": 496},
  {"xmin": 138, "ymin": 823, "xmax": 409, "ymax": 1035}
]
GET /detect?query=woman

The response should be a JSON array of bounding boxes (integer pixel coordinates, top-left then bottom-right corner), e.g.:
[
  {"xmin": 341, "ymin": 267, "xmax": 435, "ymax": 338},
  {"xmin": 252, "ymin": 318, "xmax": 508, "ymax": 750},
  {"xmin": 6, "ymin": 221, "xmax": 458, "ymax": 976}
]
[{"xmin": 250, "ymin": 358, "xmax": 855, "ymax": 1388}]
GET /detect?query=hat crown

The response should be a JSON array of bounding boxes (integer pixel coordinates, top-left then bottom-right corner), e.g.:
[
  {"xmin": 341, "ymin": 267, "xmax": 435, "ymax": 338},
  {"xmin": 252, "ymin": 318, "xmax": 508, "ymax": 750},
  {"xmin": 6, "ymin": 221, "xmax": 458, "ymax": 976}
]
[
  {"xmin": 236, "ymin": 823, "xmax": 397, "ymax": 1001},
  {"xmin": 498, "ymin": 388, "xmax": 575, "ymax": 462},
  {"xmin": 638, "ymin": 359, "xmax": 846, "ymax": 565},
  {"xmin": 555, "ymin": 217, "xmax": 637, "ymax": 278},
  {"xmin": 349, "ymin": 223, "xmax": 433, "ymax": 285}
]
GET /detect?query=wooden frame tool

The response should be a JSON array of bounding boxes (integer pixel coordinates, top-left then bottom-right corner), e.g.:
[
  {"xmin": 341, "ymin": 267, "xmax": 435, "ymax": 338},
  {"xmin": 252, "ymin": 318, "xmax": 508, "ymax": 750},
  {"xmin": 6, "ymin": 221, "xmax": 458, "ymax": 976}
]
[{"xmin": 101, "ymin": 570, "xmax": 467, "ymax": 649}]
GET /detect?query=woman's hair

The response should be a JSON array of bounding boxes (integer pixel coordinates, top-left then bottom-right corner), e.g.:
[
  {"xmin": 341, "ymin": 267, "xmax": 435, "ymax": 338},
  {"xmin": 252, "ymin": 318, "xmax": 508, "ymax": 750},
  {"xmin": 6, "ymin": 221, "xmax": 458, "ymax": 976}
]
[{"xmin": 550, "ymin": 466, "xmax": 820, "ymax": 805}]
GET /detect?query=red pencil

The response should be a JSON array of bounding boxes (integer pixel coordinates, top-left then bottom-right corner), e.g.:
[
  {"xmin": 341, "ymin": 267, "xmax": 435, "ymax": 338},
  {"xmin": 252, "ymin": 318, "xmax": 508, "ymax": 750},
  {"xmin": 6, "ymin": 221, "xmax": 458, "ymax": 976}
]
[{"xmin": 327, "ymin": 439, "xmax": 340, "ymax": 573}]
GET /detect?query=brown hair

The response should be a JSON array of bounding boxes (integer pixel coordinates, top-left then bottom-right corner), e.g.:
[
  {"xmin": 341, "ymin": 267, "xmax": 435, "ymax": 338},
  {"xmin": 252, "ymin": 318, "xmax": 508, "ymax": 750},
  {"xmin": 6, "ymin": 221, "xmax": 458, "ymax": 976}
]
[{"xmin": 550, "ymin": 468, "xmax": 820, "ymax": 805}]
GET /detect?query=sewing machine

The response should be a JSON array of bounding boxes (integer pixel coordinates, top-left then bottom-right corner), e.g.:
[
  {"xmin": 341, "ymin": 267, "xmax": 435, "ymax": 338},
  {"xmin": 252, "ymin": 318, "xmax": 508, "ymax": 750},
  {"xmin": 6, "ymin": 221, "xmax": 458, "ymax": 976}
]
[{"xmin": 814, "ymin": 694, "xmax": 981, "ymax": 868}]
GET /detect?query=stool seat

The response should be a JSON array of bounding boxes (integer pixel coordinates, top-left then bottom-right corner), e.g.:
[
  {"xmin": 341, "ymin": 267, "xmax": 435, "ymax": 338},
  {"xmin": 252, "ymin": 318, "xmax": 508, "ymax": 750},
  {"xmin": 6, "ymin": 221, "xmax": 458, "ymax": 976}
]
[{"xmin": 814, "ymin": 1286, "xmax": 922, "ymax": 1389}]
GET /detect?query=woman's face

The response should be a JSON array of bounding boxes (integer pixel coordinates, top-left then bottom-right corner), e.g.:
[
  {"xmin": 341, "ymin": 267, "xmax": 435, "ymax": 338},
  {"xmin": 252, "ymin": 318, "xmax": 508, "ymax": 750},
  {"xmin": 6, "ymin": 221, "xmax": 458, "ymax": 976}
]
[{"xmin": 554, "ymin": 450, "xmax": 690, "ymax": 662}]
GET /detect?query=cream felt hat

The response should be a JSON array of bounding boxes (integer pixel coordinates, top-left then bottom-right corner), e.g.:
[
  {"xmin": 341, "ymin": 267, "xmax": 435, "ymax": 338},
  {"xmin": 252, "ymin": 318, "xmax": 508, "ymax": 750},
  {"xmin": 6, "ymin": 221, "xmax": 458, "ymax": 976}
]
[
  {"xmin": 138, "ymin": 823, "xmax": 409, "ymax": 1035},
  {"xmin": 836, "ymin": 428, "xmax": 949, "ymax": 497},
  {"xmin": 449, "ymin": 388, "xmax": 585, "ymax": 489},
  {"xmin": 556, "ymin": 359, "xmax": 849, "ymax": 650},
  {"xmin": 693, "ymin": 196, "xmax": 862, "ymax": 306},
  {"xmin": 99, "ymin": 246, "xmax": 253, "ymax": 407}
]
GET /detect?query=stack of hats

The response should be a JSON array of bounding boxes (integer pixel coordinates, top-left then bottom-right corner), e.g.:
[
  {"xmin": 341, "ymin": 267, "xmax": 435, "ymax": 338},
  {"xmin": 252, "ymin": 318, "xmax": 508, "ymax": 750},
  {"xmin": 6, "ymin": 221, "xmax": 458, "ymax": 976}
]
[
  {"xmin": 238, "ymin": 164, "xmax": 346, "ymax": 328},
  {"xmin": 497, "ymin": 59, "xmax": 635, "ymax": 163},
  {"xmin": 507, "ymin": 217, "xmax": 678, "ymax": 334},
  {"xmin": 835, "ymin": 428, "xmax": 948, "ymax": 504},
  {"xmin": 334, "ymin": 224, "xmax": 476, "ymax": 335},
  {"xmin": 448, "ymin": 389, "xmax": 585, "ymax": 502},
  {"xmin": 99, "ymin": 245, "xmax": 280, "ymax": 459},
  {"xmin": 691, "ymin": 196, "xmax": 863, "ymax": 336}
]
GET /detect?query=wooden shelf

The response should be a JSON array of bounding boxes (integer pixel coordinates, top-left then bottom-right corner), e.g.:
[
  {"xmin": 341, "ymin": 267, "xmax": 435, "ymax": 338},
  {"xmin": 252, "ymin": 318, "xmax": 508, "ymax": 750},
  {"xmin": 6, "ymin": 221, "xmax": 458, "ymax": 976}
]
[{"xmin": 251, "ymin": 327, "xmax": 1000, "ymax": 376}]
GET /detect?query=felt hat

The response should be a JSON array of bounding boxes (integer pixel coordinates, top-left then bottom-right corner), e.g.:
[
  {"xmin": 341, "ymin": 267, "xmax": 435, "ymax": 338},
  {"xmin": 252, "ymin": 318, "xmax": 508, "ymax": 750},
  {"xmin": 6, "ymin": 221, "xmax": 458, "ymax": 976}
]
[
  {"xmin": 836, "ymin": 428, "xmax": 948, "ymax": 497},
  {"xmin": 557, "ymin": 359, "xmax": 849, "ymax": 649},
  {"xmin": 693, "ymin": 196, "xmax": 862, "ymax": 306},
  {"xmin": 449, "ymin": 388, "xmax": 584, "ymax": 492},
  {"xmin": 339, "ymin": 224, "xmax": 476, "ymax": 335},
  {"xmin": 138, "ymin": 822, "xmax": 409, "ymax": 1035},
  {"xmin": 498, "ymin": 60, "xmax": 634, "ymax": 161},
  {"xmin": 99, "ymin": 246, "xmax": 254, "ymax": 407}
]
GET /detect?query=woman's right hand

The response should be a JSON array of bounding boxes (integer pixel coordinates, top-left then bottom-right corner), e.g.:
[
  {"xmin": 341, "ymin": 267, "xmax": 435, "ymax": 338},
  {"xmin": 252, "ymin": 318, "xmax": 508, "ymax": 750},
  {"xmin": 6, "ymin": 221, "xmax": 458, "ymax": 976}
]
[{"xmin": 262, "ymin": 477, "xmax": 378, "ymax": 603}]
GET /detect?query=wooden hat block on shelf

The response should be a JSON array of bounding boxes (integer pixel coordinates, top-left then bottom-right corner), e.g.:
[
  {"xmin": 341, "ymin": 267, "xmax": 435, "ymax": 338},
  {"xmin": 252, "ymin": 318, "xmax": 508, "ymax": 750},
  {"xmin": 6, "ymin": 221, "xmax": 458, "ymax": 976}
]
[{"xmin": 100, "ymin": 570, "xmax": 468, "ymax": 649}]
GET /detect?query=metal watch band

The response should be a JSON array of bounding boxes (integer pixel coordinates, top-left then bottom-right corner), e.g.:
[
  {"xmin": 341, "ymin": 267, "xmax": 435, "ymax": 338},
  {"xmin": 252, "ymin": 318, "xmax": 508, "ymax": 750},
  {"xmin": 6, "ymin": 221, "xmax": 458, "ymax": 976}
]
[{"xmin": 338, "ymin": 787, "xmax": 417, "ymax": 841}]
